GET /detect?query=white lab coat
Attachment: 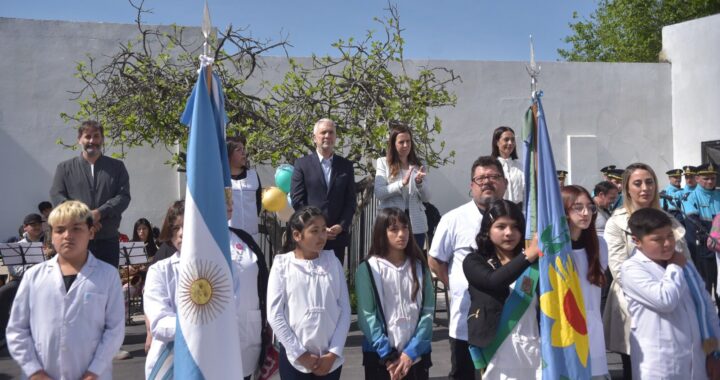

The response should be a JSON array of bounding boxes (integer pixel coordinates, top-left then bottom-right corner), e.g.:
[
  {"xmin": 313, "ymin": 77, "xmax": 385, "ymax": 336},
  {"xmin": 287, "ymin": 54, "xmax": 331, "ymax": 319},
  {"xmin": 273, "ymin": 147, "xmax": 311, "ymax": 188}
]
[
  {"xmin": 7, "ymin": 253, "xmax": 125, "ymax": 380},
  {"xmin": 229, "ymin": 168, "xmax": 260, "ymax": 239},
  {"xmin": 622, "ymin": 250, "xmax": 720, "ymax": 380},
  {"xmin": 428, "ymin": 200, "xmax": 483, "ymax": 340},
  {"xmin": 144, "ymin": 252, "xmax": 244, "ymax": 379},
  {"xmin": 230, "ymin": 232, "xmax": 262, "ymax": 377},
  {"xmin": 267, "ymin": 250, "xmax": 351, "ymax": 374}
]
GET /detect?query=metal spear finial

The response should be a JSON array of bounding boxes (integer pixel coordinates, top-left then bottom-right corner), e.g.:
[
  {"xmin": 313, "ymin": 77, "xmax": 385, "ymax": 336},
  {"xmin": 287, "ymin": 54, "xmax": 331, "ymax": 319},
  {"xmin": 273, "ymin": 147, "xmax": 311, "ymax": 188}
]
[
  {"xmin": 525, "ymin": 35, "xmax": 541, "ymax": 98},
  {"xmin": 202, "ymin": 1, "xmax": 212, "ymax": 56}
]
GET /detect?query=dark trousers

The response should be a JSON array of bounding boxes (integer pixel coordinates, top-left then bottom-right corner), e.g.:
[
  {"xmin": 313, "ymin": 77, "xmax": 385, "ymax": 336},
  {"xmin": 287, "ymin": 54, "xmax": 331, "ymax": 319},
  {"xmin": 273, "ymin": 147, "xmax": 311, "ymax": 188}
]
[
  {"xmin": 333, "ymin": 247, "xmax": 345, "ymax": 267},
  {"xmin": 278, "ymin": 346, "xmax": 342, "ymax": 380},
  {"xmin": 413, "ymin": 234, "xmax": 426, "ymax": 251},
  {"xmin": 0, "ymin": 279, "xmax": 21, "ymax": 342},
  {"xmin": 449, "ymin": 338, "xmax": 476, "ymax": 380},
  {"xmin": 88, "ymin": 237, "xmax": 120, "ymax": 268},
  {"xmin": 362, "ymin": 351, "xmax": 431, "ymax": 380}
]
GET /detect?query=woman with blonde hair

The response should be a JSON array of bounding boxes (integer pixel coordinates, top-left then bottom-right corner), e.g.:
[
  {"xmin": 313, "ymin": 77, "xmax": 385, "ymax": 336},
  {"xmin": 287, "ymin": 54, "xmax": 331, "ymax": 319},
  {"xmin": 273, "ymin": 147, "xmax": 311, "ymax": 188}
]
[{"xmin": 603, "ymin": 163, "xmax": 690, "ymax": 379}]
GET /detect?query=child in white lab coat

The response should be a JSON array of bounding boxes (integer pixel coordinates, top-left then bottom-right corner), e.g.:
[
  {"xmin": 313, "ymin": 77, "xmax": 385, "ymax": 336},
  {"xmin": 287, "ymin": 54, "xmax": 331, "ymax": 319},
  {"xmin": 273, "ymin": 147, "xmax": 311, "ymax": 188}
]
[
  {"xmin": 622, "ymin": 208, "xmax": 720, "ymax": 380},
  {"xmin": 267, "ymin": 206, "xmax": 351, "ymax": 379},
  {"xmin": 7, "ymin": 200, "xmax": 125, "ymax": 380}
]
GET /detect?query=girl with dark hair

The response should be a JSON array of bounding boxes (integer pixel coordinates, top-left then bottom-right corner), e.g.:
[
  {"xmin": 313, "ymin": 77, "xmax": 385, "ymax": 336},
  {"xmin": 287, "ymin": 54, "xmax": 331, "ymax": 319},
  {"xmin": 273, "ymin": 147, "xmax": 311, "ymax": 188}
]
[
  {"xmin": 132, "ymin": 218, "xmax": 158, "ymax": 258},
  {"xmin": 355, "ymin": 208, "xmax": 435, "ymax": 380},
  {"xmin": 561, "ymin": 185, "xmax": 609, "ymax": 378},
  {"xmin": 375, "ymin": 122, "xmax": 431, "ymax": 249},
  {"xmin": 462, "ymin": 199, "xmax": 540, "ymax": 378},
  {"xmin": 490, "ymin": 126, "xmax": 524, "ymax": 206},
  {"xmin": 268, "ymin": 206, "xmax": 351, "ymax": 379}
]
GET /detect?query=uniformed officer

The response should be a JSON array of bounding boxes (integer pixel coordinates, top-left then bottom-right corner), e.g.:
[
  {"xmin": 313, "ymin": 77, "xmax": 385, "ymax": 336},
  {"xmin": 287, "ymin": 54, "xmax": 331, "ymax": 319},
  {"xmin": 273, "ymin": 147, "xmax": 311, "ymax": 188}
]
[
  {"xmin": 557, "ymin": 170, "xmax": 568, "ymax": 188},
  {"xmin": 684, "ymin": 163, "xmax": 720, "ymax": 301},
  {"xmin": 600, "ymin": 165, "xmax": 616, "ymax": 182},
  {"xmin": 607, "ymin": 168, "xmax": 625, "ymax": 212},
  {"xmin": 661, "ymin": 168, "xmax": 684, "ymax": 215}
]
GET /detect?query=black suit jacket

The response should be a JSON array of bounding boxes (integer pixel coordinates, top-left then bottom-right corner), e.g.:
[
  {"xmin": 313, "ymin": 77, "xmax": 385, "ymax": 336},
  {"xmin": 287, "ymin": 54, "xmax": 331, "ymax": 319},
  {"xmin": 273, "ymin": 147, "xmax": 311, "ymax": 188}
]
[
  {"xmin": 462, "ymin": 251, "xmax": 532, "ymax": 348},
  {"xmin": 290, "ymin": 152, "xmax": 356, "ymax": 249}
]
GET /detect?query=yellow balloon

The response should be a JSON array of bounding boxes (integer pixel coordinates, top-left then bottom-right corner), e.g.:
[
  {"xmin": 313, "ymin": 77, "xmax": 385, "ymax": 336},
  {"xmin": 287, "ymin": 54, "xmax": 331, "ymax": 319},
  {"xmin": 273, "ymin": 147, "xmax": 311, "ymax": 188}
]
[{"xmin": 262, "ymin": 187, "xmax": 287, "ymax": 212}]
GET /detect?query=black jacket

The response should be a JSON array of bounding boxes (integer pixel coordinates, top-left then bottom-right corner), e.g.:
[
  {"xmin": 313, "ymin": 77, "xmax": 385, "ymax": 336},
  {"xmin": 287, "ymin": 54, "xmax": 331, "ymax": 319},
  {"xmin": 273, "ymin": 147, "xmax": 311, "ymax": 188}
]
[
  {"xmin": 290, "ymin": 153, "xmax": 356, "ymax": 249},
  {"xmin": 462, "ymin": 251, "xmax": 532, "ymax": 348}
]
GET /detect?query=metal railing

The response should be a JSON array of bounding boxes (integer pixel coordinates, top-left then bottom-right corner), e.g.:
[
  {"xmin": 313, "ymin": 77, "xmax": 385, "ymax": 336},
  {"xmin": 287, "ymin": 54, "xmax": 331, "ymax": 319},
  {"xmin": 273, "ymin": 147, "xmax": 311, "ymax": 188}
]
[{"xmin": 255, "ymin": 188, "xmax": 379, "ymax": 282}]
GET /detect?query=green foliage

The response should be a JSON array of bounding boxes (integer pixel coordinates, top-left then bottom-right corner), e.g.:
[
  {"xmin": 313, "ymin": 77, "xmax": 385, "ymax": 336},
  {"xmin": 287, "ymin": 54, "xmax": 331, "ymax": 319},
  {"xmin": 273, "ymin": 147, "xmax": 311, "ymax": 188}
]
[
  {"xmin": 559, "ymin": 0, "xmax": 720, "ymax": 62},
  {"xmin": 62, "ymin": 1, "xmax": 459, "ymax": 183}
]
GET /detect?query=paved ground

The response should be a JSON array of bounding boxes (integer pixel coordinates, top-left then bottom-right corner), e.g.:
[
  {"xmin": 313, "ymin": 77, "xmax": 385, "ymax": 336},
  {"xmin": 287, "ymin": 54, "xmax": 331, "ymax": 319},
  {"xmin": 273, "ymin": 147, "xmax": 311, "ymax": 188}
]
[{"xmin": 0, "ymin": 299, "xmax": 624, "ymax": 379}]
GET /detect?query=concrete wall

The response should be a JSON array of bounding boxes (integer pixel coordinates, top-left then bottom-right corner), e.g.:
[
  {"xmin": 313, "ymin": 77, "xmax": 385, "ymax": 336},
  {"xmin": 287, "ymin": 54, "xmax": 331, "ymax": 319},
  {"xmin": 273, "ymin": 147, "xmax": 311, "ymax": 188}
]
[
  {"xmin": 0, "ymin": 17, "xmax": 675, "ymax": 239},
  {"xmin": 662, "ymin": 13, "xmax": 720, "ymax": 168}
]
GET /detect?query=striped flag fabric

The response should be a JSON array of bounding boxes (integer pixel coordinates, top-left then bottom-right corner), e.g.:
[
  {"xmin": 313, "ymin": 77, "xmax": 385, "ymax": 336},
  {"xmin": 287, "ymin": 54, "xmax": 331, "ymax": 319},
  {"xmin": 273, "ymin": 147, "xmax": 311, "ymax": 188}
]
[
  {"xmin": 174, "ymin": 62, "xmax": 243, "ymax": 379},
  {"xmin": 523, "ymin": 94, "xmax": 591, "ymax": 379}
]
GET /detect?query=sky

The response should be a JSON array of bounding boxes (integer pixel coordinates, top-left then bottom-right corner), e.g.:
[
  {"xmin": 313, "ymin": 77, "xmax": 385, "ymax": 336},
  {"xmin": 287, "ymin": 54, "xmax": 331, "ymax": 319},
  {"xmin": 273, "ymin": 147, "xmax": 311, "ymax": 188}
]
[{"xmin": 2, "ymin": 0, "xmax": 598, "ymax": 62}]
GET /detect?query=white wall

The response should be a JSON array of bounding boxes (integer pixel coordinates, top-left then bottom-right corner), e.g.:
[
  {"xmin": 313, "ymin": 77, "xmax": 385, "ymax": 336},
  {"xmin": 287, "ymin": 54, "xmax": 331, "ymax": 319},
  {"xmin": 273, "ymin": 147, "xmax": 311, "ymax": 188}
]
[
  {"xmin": 0, "ymin": 17, "xmax": 676, "ymax": 239},
  {"xmin": 662, "ymin": 13, "xmax": 720, "ymax": 168}
]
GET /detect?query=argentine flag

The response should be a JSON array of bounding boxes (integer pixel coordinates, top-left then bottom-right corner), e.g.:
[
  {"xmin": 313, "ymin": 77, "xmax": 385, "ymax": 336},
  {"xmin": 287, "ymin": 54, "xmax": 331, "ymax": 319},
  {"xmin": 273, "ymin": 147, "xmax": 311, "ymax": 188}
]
[{"xmin": 174, "ymin": 62, "xmax": 243, "ymax": 378}]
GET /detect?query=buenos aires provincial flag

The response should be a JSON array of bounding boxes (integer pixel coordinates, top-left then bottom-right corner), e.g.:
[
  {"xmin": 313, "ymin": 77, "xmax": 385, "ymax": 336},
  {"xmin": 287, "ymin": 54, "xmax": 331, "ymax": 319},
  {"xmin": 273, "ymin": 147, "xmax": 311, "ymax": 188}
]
[
  {"xmin": 524, "ymin": 96, "xmax": 591, "ymax": 379},
  {"xmin": 175, "ymin": 64, "xmax": 243, "ymax": 378}
]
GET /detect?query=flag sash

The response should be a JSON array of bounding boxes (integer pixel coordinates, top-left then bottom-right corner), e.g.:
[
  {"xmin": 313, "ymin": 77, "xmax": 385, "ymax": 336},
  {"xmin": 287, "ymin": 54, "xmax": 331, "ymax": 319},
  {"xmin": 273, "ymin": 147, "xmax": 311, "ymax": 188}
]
[{"xmin": 469, "ymin": 263, "xmax": 539, "ymax": 369}]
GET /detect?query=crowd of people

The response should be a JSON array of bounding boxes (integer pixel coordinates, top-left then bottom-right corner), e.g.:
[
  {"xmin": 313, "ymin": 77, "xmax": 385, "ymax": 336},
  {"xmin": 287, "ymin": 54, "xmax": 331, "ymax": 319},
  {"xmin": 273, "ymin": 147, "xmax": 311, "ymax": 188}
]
[{"xmin": 0, "ymin": 118, "xmax": 719, "ymax": 380}]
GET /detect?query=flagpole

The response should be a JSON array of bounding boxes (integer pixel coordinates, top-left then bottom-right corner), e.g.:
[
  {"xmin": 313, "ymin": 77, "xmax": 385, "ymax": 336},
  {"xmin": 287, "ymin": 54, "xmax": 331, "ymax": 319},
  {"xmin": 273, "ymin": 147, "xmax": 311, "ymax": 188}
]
[
  {"xmin": 526, "ymin": 35, "xmax": 541, "ymax": 236},
  {"xmin": 202, "ymin": 1, "xmax": 213, "ymax": 94}
]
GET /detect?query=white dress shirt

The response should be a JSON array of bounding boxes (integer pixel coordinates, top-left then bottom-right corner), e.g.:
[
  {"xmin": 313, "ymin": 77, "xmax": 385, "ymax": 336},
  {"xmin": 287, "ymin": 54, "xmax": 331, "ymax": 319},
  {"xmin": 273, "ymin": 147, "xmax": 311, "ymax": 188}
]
[
  {"xmin": 7, "ymin": 253, "xmax": 125, "ymax": 380},
  {"xmin": 267, "ymin": 250, "xmax": 351, "ymax": 373},
  {"xmin": 497, "ymin": 157, "xmax": 524, "ymax": 204},
  {"xmin": 622, "ymin": 250, "xmax": 720, "ymax": 380},
  {"xmin": 317, "ymin": 151, "xmax": 333, "ymax": 190},
  {"xmin": 428, "ymin": 200, "xmax": 483, "ymax": 340}
]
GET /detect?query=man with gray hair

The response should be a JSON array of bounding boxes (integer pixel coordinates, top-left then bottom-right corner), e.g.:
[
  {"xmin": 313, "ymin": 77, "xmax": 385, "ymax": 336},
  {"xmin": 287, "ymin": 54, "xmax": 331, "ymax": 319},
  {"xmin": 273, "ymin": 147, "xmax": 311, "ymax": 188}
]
[{"xmin": 291, "ymin": 118, "xmax": 356, "ymax": 265}]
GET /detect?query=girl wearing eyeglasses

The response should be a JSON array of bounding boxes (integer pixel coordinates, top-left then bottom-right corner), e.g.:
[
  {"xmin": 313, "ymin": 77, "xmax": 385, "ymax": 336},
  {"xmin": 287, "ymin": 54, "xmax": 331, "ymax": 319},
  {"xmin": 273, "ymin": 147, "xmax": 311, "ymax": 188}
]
[{"xmin": 561, "ymin": 185, "xmax": 609, "ymax": 379}]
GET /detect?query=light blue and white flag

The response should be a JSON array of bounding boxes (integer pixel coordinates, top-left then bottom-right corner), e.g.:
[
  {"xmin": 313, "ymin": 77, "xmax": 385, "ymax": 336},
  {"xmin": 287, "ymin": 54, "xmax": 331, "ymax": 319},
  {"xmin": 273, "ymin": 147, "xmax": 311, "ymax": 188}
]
[{"xmin": 173, "ymin": 62, "xmax": 243, "ymax": 379}]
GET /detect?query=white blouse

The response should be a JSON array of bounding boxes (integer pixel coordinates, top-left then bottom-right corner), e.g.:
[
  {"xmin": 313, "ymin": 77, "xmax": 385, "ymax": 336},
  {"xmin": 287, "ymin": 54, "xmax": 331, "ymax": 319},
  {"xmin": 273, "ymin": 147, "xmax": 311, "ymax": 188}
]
[
  {"xmin": 229, "ymin": 232, "xmax": 262, "ymax": 377},
  {"xmin": 367, "ymin": 256, "xmax": 423, "ymax": 352},
  {"xmin": 267, "ymin": 250, "xmax": 351, "ymax": 373},
  {"xmin": 497, "ymin": 157, "xmax": 524, "ymax": 204}
]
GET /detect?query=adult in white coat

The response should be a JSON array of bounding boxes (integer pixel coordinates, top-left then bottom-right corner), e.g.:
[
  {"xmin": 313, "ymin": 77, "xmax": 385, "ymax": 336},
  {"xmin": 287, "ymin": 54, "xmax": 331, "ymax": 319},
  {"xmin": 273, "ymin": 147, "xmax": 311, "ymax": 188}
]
[
  {"xmin": 7, "ymin": 200, "xmax": 125, "ymax": 380},
  {"xmin": 375, "ymin": 122, "xmax": 431, "ymax": 248},
  {"xmin": 227, "ymin": 135, "xmax": 262, "ymax": 242},
  {"xmin": 490, "ymin": 126, "xmax": 524, "ymax": 206}
]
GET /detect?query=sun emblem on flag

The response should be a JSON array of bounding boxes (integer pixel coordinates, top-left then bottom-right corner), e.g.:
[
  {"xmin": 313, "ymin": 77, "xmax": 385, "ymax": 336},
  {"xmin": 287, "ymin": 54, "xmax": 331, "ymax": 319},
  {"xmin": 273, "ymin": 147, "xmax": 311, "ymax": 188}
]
[
  {"xmin": 539, "ymin": 255, "xmax": 589, "ymax": 367},
  {"xmin": 178, "ymin": 259, "xmax": 232, "ymax": 325}
]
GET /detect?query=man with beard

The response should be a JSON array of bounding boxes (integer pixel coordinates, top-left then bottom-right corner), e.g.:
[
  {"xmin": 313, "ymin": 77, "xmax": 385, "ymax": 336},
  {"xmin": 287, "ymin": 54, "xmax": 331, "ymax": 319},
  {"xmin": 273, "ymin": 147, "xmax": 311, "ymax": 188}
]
[
  {"xmin": 593, "ymin": 181, "xmax": 619, "ymax": 237},
  {"xmin": 50, "ymin": 120, "xmax": 130, "ymax": 268},
  {"xmin": 428, "ymin": 156, "xmax": 507, "ymax": 379}
]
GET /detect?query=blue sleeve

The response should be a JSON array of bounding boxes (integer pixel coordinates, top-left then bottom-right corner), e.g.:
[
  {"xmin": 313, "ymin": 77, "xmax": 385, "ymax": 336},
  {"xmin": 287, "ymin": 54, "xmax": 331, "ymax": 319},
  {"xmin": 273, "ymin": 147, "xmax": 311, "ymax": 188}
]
[
  {"xmin": 402, "ymin": 267, "xmax": 435, "ymax": 360},
  {"xmin": 354, "ymin": 263, "xmax": 393, "ymax": 359}
]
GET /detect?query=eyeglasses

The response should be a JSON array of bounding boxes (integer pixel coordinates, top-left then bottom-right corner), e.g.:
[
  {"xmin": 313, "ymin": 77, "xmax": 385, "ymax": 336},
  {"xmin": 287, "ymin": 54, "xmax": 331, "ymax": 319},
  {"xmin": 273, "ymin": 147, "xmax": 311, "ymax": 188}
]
[
  {"xmin": 472, "ymin": 174, "xmax": 504, "ymax": 185},
  {"xmin": 570, "ymin": 204, "xmax": 597, "ymax": 214}
]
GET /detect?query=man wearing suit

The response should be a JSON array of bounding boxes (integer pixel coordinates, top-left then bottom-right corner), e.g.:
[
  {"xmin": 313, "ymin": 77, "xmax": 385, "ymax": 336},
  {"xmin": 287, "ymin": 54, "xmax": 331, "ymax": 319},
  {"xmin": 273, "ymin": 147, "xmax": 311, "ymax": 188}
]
[{"xmin": 291, "ymin": 118, "xmax": 356, "ymax": 265}]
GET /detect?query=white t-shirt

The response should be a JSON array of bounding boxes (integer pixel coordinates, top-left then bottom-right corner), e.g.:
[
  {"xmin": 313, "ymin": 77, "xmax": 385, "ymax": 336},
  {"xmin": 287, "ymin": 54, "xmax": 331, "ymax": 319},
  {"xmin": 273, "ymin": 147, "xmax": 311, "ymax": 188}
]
[{"xmin": 428, "ymin": 200, "xmax": 483, "ymax": 340}]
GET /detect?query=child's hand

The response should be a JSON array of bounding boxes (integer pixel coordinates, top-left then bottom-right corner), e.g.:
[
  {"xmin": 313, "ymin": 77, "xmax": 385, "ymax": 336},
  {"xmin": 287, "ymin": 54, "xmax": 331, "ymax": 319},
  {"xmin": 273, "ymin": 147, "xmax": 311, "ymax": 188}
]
[
  {"xmin": 707, "ymin": 354, "xmax": 720, "ymax": 380},
  {"xmin": 312, "ymin": 352, "xmax": 337, "ymax": 376},
  {"xmin": 668, "ymin": 251, "xmax": 687, "ymax": 267},
  {"xmin": 297, "ymin": 352, "xmax": 319, "ymax": 372},
  {"xmin": 390, "ymin": 353, "xmax": 413, "ymax": 380},
  {"xmin": 524, "ymin": 234, "xmax": 540, "ymax": 262},
  {"xmin": 81, "ymin": 371, "xmax": 99, "ymax": 380}
]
